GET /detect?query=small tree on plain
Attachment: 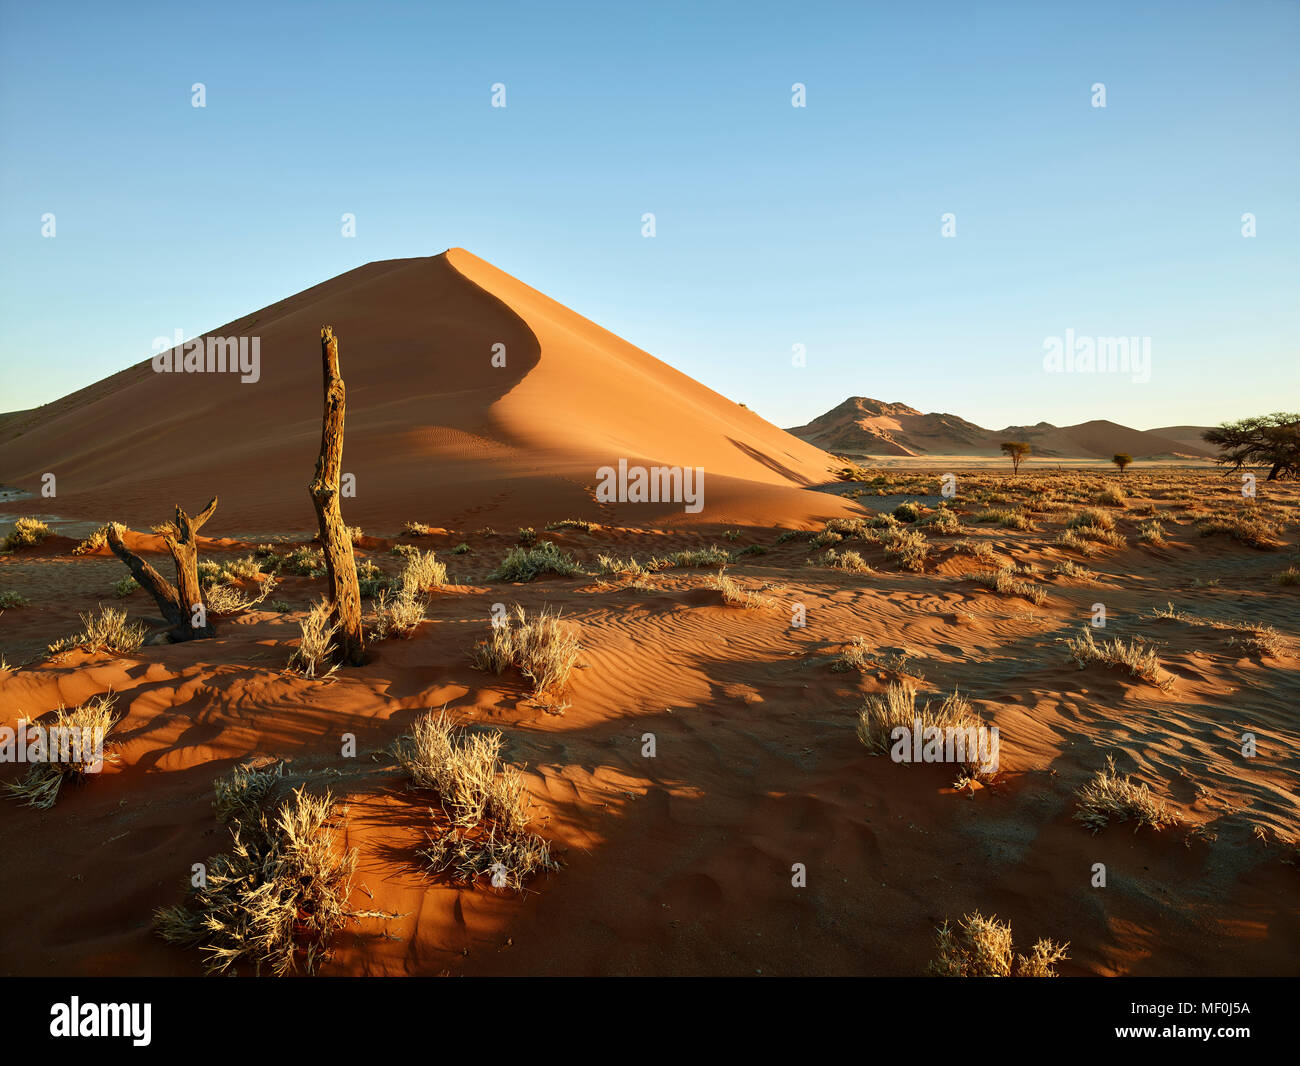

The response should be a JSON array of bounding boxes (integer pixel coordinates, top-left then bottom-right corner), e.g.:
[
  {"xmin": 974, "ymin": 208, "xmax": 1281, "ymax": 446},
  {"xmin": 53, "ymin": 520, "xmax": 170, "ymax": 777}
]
[
  {"xmin": 1203, "ymin": 413, "xmax": 1300, "ymax": 481},
  {"xmin": 1000, "ymin": 441, "xmax": 1031, "ymax": 475},
  {"xmin": 1112, "ymin": 453, "xmax": 1132, "ymax": 474}
]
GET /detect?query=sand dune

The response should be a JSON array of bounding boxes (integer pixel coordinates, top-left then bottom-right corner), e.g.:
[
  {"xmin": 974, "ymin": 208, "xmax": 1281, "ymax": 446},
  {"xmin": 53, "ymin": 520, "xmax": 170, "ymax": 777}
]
[
  {"xmin": 789, "ymin": 397, "xmax": 1218, "ymax": 461},
  {"xmin": 0, "ymin": 250, "xmax": 853, "ymax": 533}
]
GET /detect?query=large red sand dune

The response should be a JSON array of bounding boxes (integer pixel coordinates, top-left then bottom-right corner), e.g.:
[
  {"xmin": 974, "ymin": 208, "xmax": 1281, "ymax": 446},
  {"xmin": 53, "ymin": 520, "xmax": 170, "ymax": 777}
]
[{"xmin": 0, "ymin": 250, "xmax": 854, "ymax": 532}]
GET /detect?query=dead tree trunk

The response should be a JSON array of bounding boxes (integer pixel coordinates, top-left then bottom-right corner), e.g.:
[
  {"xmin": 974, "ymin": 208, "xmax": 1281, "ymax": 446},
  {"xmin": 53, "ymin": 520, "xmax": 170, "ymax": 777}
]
[
  {"xmin": 309, "ymin": 325, "xmax": 365, "ymax": 665},
  {"xmin": 106, "ymin": 497, "xmax": 219, "ymax": 640}
]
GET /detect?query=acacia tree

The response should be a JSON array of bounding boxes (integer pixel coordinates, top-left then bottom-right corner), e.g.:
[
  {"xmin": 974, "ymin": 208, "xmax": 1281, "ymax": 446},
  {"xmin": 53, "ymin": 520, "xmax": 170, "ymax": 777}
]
[
  {"xmin": 1112, "ymin": 453, "xmax": 1132, "ymax": 474},
  {"xmin": 107, "ymin": 498, "xmax": 218, "ymax": 641},
  {"xmin": 1203, "ymin": 413, "xmax": 1300, "ymax": 481},
  {"xmin": 1000, "ymin": 441, "xmax": 1031, "ymax": 474},
  {"xmin": 309, "ymin": 325, "xmax": 365, "ymax": 665}
]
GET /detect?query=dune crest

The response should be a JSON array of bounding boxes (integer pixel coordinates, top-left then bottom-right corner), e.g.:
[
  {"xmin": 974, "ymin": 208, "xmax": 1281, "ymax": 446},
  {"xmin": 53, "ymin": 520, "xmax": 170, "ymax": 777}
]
[{"xmin": 0, "ymin": 250, "xmax": 853, "ymax": 532}]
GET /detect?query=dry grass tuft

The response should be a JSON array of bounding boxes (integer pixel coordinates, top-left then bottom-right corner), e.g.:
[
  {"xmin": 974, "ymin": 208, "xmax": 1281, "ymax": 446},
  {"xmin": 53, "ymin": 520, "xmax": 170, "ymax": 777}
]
[
  {"xmin": 489, "ymin": 541, "xmax": 580, "ymax": 582},
  {"xmin": 287, "ymin": 599, "xmax": 340, "ymax": 678},
  {"xmin": 811, "ymin": 548, "xmax": 873, "ymax": 573},
  {"xmin": 709, "ymin": 568, "xmax": 777, "ymax": 609},
  {"xmin": 883, "ymin": 528, "xmax": 929, "ymax": 571},
  {"xmin": 399, "ymin": 549, "xmax": 447, "ymax": 592},
  {"xmin": 394, "ymin": 710, "xmax": 559, "ymax": 890},
  {"xmin": 206, "ymin": 575, "xmax": 277, "ymax": 614},
  {"xmin": 1065, "ymin": 626, "xmax": 1171, "ymax": 688},
  {"xmin": 972, "ymin": 566, "xmax": 1047, "ymax": 605},
  {"xmin": 1073, "ymin": 754, "xmax": 1180, "ymax": 833},
  {"xmin": 2, "ymin": 517, "xmax": 50, "ymax": 551},
  {"xmin": 153, "ymin": 765, "xmax": 378, "ymax": 975},
  {"xmin": 47, "ymin": 606, "xmax": 147, "ymax": 656},
  {"xmin": 857, "ymin": 682, "xmax": 994, "ymax": 778},
  {"xmin": 471, "ymin": 605, "xmax": 581, "ymax": 702},
  {"xmin": 72, "ymin": 524, "xmax": 111, "ymax": 555},
  {"xmin": 929, "ymin": 911, "xmax": 1068, "ymax": 977},
  {"xmin": 4, "ymin": 695, "xmax": 120, "ymax": 809},
  {"xmin": 1196, "ymin": 510, "xmax": 1283, "ymax": 549}
]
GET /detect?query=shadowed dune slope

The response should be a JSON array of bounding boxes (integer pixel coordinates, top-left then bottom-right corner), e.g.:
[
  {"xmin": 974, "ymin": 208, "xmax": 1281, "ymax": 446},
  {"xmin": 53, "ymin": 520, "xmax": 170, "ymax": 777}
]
[{"xmin": 0, "ymin": 250, "xmax": 853, "ymax": 532}]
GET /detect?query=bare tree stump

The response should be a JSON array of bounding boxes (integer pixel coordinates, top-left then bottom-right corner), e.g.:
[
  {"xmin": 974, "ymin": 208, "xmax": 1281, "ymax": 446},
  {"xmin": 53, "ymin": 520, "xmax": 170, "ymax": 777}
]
[
  {"xmin": 309, "ymin": 326, "xmax": 365, "ymax": 665},
  {"xmin": 107, "ymin": 497, "xmax": 219, "ymax": 640}
]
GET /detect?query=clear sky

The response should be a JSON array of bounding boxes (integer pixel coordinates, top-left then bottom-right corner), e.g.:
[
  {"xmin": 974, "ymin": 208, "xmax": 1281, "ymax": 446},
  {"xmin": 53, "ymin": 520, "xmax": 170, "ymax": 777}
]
[{"xmin": 1, "ymin": 0, "xmax": 1296, "ymax": 431}]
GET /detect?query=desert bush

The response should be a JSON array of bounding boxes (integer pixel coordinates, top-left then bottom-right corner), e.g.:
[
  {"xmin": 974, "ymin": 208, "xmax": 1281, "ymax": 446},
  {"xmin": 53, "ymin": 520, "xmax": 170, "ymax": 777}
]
[
  {"xmin": 452, "ymin": 542, "xmax": 471, "ymax": 555},
  {"xmin": 883, "ymin": 529, "xmax": 929, "ymax": 571},
  {"xmin": 218, "ymin": 555, "xmax": 268, "ymax": 582},
  {"xmin": 972, "ymin": 567, "xmax": 1046, "ymax": 605},
  {"xmin": 403, "ymin": 521, "xmax": 432, "ymax": 536},
  {"xmin": 288, "ymin": 599, "xmax": 340, "ymax": 678},
  {"xmin": 398, "ymin": 549, "xmax": 446, "ymax": 593},
  {"xmin": 48, "ymin": 606, "xmax": 146, "ymax": 656},
  {"xmin": 489, "ymin": 541, "xmax": 580, "ymax": 582},
  {"xmin": 857, "ymin": 682, "xmax": 993, "ymax": 778},
  {"xmin": 4, "ymin": 695, "xmax": 119, "ymax": 809},
  {"xmin": 369, "ymin": 587, "xmax": 426, "ymax": 640},
  {"xmin": 394, "ymin": 710, "xmax": 559, "ymax": 890},
  {"xmin": 919, "ymin": 506, "xmax": 961, "ymax": 534},
  {"xmin": 1073, "ymin": 755, "xmax": 1179, "ymax": 833},
  {"xmin": 471, "ymin": 605, "xmax": 580, "ymax": 700},
  {"xmin": 822, "ymin": 517, "xmax": 867, "ymax": 538},
  {"xmin": 810, "ymin": 530, "xmax": 843, "ymax": 548},
  {"xmin": 832, "ymin": 636, "xmax": 872, "ymax": 672},
  {"xmin": 1051, "ymin": 559, "xmax": 1096, "ymax": 583},
  {"xmin": 0, "ymin": 590, "xmax": 29, "ymax": 608},
  {"xmin": 112, "ymin": 576, "xmax": 139, "ymax": 598},
  {"xmin": 1094, "ymin": 485, "xmax": 1127, "ymax": 507},
  {"xmin": 929, "ymin": 911, "xmax": 1068, "ymax": 977},
  {"xmin": 950, "ymin": 538, "xmax": 996, "ymax": 561},
  {"xmin": 2, "ymin": 517, "xmax": 50, "ymax": 551},
  {"xmin": 355, "ymin": 559, "xmax": 392, "ymax": 597},
  {"xmin": 1277, "ymin": 567, "xmax": 1300, "ymax": 586},
  {"xmin": 1065, "ymin": 626, "xmax": 1169, "ymax": 687},
  {"xmin": 893, "ymin": 501, "xmax": 922, "ymax": 522},
  {"xmin": 154, "ymin": 766, "xmax": 370, "ymax": 975},
  {"xmin": 517, "ymin": 527, "xmax": 537, "ymax": 547},
  {"xmin": 1059, "ymin": 510, "xmax": 1125, "ymax": 548},
  {"xmin": 71, "ymin": 524, "xmax": 111, "ymax": 555},
  {"xmin": 207, "ymin": 575, "xmax": 277, "ymax": 614},
  {"xmin": 1138, "ymin": 519, "xmax": 1166, "ymax": 545},
  {"xmin": 544, "ymin": 519, "xmax": 597, "ymax": 532},
  {"xmin": 709, "ymin": 568, "xmax": 777, "ymax": 609},
  {"xmin": 595, "ymin": 553, "xmax": 648, "ymax": 579},
  {"xmin": 1196, "ymin": 511, "xmax": 1282, "ymax": 549},
  {"xmin": 1068, "ymin": 508, "xmax": 1116, "ymax": 532},
  {"xmin": 811, "ymin": 548, "xmax": 872, "ymax": 573},
  {"xmin": 659, "ymin": 546, "xmax": 732, "ymax": 568},
  {"xmin": 283, "ymin": 546, "xmax": 326, "ymax": 576}
]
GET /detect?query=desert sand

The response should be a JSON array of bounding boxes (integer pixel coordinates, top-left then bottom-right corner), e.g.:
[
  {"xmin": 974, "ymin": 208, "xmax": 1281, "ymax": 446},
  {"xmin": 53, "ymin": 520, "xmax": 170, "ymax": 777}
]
[{"xmin": 0, "ymin": 254, "xmax": 1296, "ymax": 978}]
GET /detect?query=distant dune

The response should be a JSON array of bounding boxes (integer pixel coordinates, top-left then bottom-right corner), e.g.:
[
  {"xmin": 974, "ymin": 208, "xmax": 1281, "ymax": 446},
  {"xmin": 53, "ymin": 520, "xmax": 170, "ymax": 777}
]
[
  {"xmin": 0, "ymin": 250, "xmax": 858, "ymax": 531},
  {"xmin": 788, "ymin": 397, "xmax": 1217, "ymax": 461}
]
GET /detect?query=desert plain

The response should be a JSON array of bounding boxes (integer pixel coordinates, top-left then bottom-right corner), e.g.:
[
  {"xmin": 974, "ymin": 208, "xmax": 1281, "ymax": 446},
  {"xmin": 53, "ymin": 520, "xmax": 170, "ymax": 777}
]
[{"xmin": 0, "ymin": 250, "xmax": 1296, "ymax": 977}]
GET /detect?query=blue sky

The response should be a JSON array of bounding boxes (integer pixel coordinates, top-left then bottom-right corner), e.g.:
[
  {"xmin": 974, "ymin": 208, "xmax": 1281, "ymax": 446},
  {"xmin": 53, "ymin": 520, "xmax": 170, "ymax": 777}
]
[{"xmin": 1, "ymin": 0, "xmax": 1296, "ymax": 430}]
